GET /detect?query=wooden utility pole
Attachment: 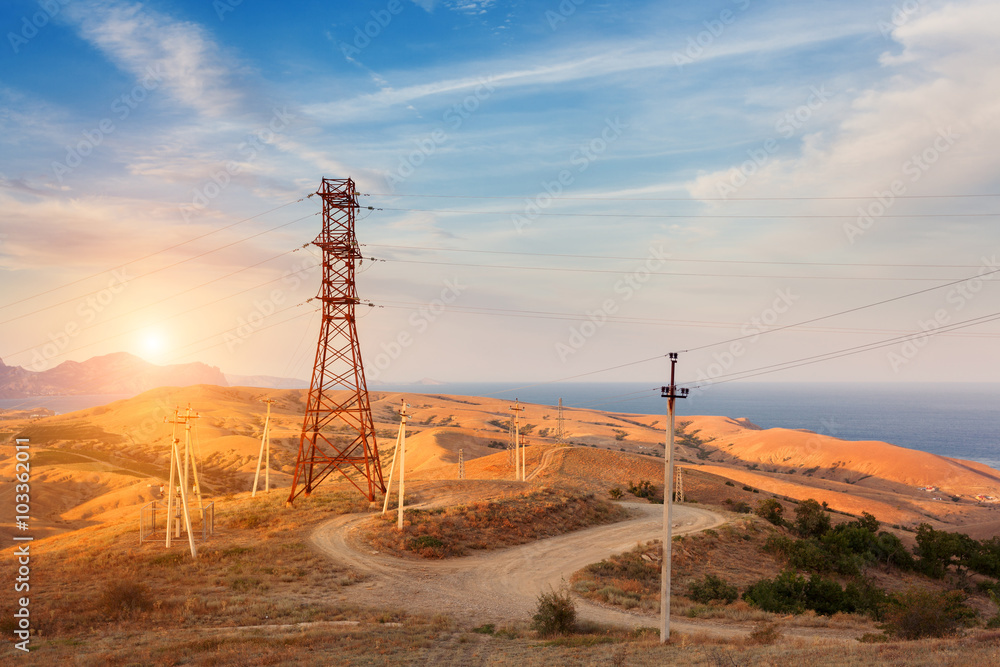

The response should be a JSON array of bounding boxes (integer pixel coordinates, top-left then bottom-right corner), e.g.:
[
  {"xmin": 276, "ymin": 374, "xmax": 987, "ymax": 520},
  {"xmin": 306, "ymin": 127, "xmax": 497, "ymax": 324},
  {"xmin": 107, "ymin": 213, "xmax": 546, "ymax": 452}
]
[
  {"xmin": 397, "ymin": 400, "xmax": 408, "ymax": 531},
  {"xmin": 556, "ymin": 398, "xmax": 566, "ymax": 443},
  {"xmin": 381, "ymin": 401, "xmax": 407, "ymax": 516},
  {"xmin": 660, "ymin": 353, "xmax": 688, "ymax": 643},
  {"xmin": 164, "ymin": 409, "xmax": 199, "ymax": 558},
  {"xmin": 509, "ymin": 400, "xmax": 524, "ymax": 481},
  {"xmin": 253, "ymin": 398, "xmax": 276, "ymax": 497}
]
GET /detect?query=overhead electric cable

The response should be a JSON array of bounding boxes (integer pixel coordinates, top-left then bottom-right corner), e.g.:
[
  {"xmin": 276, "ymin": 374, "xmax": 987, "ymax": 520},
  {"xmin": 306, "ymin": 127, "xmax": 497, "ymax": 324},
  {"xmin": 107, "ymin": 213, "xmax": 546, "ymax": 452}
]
[
  {"xmin": 685, "ymin": 310, "xmax": 1000, "ymax": 388},
  {"xmin": 361, "ymin": 192, "xmax": 1000, "ymax": 202},
  {"xmin": 365, "ymin": 244, "xmax": 984, "ymax": 269},
  {"xmin": 374, "ymin": 299, "xmax": 998, "ymax": 338},
  {"xmin": 682, "ymin": 266, "xmax": 1000, "ymax": 353},
  {"xmin": 371, "ymin": 256, "xmax": 966, "ymax": 282},
  {"xmin": 0, "ymin": 194, "xmax": 313, "ymax": 312},
  {"xmin": 0, "ymin": 212, "xmax": 319, "ymax": 328},
  {"xmin": 374, "ymin": 206, "xmax": 1000, "ymax": 219},
  {"xmin": 4, "ymin": 260, "xmax": 321, "ymax": 364}
]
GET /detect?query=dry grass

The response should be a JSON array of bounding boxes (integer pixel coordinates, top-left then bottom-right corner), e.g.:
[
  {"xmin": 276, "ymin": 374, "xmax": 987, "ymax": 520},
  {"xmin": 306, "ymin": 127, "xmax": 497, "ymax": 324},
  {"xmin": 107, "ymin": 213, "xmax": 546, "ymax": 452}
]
[
  {"xmin": 361, "ymin": 487, "xmax": 629, "ymax": 558},
  {"xmin": 6, "ymin": 390, "xmax": 1000, "ymax": 664},
  {"xmin": 571, "ymin": 514, "xmax": 786, "ymax": 614},
  {"xmin": 3, "ymin": 480, "xmax": 1000, "ymax": 665},
  {"xmin": 0, "ymin": 483, "xmax": 373, "ymax": 641}
]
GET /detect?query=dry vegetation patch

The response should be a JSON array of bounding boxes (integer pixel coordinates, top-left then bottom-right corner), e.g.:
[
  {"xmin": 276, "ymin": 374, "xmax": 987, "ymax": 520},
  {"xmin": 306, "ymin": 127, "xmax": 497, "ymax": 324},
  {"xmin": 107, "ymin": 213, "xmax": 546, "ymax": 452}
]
[
  {"xmin": 361, "ymin": 487, "xmax": 629, "ymax": 558},
  {"xmin": 572, "ymin": 515, "xmax": 786, "ymax": 614},
  {"xmin": 0, "ymin": 485, "xmax": 376, "ymax": 642}
]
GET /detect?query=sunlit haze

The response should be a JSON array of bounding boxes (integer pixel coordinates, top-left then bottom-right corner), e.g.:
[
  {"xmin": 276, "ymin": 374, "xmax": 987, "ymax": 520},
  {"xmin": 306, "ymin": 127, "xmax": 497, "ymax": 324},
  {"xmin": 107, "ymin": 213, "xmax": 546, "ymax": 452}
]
[{"xmin": 2, "ymin": 0, "xmax": 998, "ymax": 386}]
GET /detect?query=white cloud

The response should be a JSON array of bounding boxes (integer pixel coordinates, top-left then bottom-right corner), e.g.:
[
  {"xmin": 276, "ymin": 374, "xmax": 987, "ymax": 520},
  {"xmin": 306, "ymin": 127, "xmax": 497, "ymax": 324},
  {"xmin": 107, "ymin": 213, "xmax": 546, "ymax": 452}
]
[
  {"xmin": 64, "ymin": 1, "xmax": 246, "ymax": 118},
  {"xmin": 686, "ymin": 0, "xmax": 1000, "ymax": 202},
  {"xmin": 304, "ymin": 21, "xmax": 870, "ymax": 125}
]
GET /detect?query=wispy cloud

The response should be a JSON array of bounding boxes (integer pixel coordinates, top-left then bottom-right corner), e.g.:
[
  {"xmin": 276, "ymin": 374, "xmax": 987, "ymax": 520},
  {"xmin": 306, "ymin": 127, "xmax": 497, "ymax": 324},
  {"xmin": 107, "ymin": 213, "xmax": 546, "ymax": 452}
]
[
  {"xmin": 685, "ymin": 0, "xmax": 1000, "ymax": 205},
  {"xmin": 305, "ymin": 19, "xmax": 873, "ymax": 125},
  {"xmin": 63, "ymin": 0, "xmax": 246, "ymax": 118}
]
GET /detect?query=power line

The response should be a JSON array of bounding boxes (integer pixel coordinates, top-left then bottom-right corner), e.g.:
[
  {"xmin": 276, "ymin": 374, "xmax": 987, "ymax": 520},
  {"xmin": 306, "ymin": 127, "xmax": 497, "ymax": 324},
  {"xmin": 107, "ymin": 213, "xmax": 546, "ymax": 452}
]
[
  {"xmin": 683, "ymin": 266, "xmax": 1000, "ymax": 353},
  {"xmin": 365, "ymin": 243, "xmax": 984, "ymax": 269},
  {"xmin": 686, "ymin": 310, "xmax": 1000, "ymax": 388},
  {"xmin": 361, "ymin": 192, "xmax": 1000, "ymax": 202},
  {"xmin": 0, "ymin": 194, "xmax": 313, "ymax": 313},
  {"xmin": 374, "ymin": 299, "xmax": 999, "ymax": 338},
  {"xmin": 370, "ymin": 256, "xmax": 967, "ymax": 282},
  {"xmin": 4, "ymin": 259, "xmax": 321, "ymax": 365},
  {"xmin": 0, "ymin": 212, "xmax": 319, "ymax": 328},
  {"xmin": 483, "ymin": 354, "xmax": 669, "ymax": 397},
  {"xmin": 374, "ymin": 205, "xmax": 1000, "ymax": 220},
  {"xmin": 467, "ymin": 268, "xmax": 1000, "ymax": 401}
]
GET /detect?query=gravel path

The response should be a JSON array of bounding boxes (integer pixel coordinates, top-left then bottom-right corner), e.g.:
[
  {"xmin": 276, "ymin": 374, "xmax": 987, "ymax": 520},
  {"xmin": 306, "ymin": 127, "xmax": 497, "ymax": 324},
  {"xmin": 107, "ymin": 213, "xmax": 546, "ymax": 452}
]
[{"xmin": 311, "ymin": 503, "xmax": 738, "ymax": 632}]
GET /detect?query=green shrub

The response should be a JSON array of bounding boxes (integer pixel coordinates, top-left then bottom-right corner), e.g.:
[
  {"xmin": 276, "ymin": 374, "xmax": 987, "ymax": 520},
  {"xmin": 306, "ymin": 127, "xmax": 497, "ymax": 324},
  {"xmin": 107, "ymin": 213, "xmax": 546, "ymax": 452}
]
[
  {"xmin": 410, "ymin": 535, "xmax": 444, "ymax": 549},
  {"xmin": 879, "ymin": 589, "xmax": 976, "ymax": 640},
  {"xmin": 688, "ymin": 574, "xmax": 738, "ymax": 604},
  {"xmin": 628, "ymin": 480, "xmax": 657, "ymax": 500},
  {"xmin": 608, "ymin": 488, "xmax": 623, "ymax": 500},
  {"xmin": 844, "ymin": 579, "xmax": 891, "ymax": 621},
  {"xmin": 743, "ymin": 570, "xmax": 807, "ymax": 614},
  {"xmin": 723, "ymin": 499, "xmax": 752, "ymax": 514},
  {"xmin": 532, "ymin": 585, "xmax": 576, "ymax": 636},
  {"xmin": 744, "ymin": 570, "xmax": 888, "ymax": 618},
  {"xmin": 755, "ymin": 498, "xmax": 785, "ymax": 526},
  {"xmin": 794, "ymin": 499, "xmax": 832, "ymax": 538}
]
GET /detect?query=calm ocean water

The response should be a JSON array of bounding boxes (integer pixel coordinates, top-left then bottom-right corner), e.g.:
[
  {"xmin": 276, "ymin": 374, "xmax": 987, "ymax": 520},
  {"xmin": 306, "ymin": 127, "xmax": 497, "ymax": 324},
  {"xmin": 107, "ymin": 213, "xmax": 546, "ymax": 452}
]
[
  {"xmin": 5, "ymin": 384, "xmax": 999, "ymax": 472},
  {"xmin": 378, "ymin": 382, "xmax": 1000, "ymax": 473}
]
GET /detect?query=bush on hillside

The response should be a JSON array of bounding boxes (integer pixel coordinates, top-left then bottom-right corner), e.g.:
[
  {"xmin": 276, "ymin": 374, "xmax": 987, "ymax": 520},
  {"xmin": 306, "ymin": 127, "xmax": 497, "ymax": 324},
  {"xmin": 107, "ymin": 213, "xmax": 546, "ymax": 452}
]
[
  {"xmin": 532, "ymin": 584, "xmax": 576, "ymax": 636},
  {"xmin": 793, "ymin": 498, "xmax": 832, "ymax": 538},
  {"xmin": 879, "ymin": 589, "xmax": 976, "ymax": 640},
  {"xmin": 688, "ymin": 574, "xmax": 738, "ymax": 604},
  {"xmin": 755, "ymin": 498, "xmax": 785, "ymax": 526}
]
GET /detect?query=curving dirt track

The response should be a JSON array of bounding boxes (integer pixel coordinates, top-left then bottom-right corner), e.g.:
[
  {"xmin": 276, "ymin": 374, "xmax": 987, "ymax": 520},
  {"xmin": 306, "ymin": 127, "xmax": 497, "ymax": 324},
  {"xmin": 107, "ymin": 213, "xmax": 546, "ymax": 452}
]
[{"xmin": 312, "ymin": 502, "xmax": 735, "ymax": 633}]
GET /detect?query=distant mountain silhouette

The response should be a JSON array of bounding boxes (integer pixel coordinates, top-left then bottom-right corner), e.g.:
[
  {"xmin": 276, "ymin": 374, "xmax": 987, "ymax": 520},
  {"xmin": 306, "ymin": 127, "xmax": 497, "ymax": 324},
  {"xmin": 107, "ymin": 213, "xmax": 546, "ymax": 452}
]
[{"xmin": 0, "ymin": 352, "xmax": 228, "ymax": 398}]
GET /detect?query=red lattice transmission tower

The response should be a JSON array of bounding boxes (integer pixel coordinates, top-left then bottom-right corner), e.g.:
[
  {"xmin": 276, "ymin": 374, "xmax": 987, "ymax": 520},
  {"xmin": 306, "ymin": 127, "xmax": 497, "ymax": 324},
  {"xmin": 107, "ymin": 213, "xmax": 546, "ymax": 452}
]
[{"xmin": 287, "ymin": 177, "xmax": 385, "ymax": 504}]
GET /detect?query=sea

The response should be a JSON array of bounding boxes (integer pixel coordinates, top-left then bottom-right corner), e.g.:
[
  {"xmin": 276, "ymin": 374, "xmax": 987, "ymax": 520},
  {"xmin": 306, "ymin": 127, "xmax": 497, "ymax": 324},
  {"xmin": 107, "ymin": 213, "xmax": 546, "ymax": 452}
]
[
  {"xmin": 375, "ymin": 382, "xmax": 1000, "ymax": 474},
  {"xmin": 3, "ymin": 383, "xmax": 999, "ymax": 472}
]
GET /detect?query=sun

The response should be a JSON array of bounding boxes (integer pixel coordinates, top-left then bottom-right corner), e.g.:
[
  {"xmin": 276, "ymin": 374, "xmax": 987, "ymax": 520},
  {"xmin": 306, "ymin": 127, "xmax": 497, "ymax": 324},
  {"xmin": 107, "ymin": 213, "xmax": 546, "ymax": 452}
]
[{"xmin": 139, "ymin": 330, "xmax": 168, "ymax": 361}]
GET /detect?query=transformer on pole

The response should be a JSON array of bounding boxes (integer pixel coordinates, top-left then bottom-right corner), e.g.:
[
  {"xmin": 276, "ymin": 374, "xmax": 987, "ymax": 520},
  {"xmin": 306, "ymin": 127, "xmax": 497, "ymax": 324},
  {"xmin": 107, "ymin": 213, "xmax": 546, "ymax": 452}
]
[{"xmin": 287, "ymin": 177, "xmax": 385, "ymax": 504}]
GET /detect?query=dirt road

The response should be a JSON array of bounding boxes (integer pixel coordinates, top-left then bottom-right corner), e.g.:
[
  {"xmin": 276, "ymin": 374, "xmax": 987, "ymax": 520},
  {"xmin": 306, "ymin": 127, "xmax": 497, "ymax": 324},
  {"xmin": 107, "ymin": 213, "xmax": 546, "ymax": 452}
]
[{"xmin": 311, "ymin": 503, "xmax": 729, "ymax": 631}]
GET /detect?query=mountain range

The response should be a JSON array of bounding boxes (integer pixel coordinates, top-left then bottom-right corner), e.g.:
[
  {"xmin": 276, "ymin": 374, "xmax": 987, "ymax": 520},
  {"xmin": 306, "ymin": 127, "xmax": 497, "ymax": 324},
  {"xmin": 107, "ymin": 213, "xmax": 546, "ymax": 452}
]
[{"xmin": 0, "ymin": 352, "xmax": 228, "ymax": 398}]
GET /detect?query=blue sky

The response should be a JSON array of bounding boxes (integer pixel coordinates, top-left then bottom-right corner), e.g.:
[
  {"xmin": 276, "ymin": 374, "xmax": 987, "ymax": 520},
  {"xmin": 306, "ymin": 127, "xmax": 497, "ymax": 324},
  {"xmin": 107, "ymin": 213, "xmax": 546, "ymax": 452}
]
[{"xmin": 1, "ymin": 0, "xmax": 999, "ymax": 387}]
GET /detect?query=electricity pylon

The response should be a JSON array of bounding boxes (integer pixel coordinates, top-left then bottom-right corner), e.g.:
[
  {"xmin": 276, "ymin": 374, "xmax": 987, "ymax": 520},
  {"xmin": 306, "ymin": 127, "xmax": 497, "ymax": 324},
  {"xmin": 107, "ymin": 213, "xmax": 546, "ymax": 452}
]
[{"xmin": 287, "ymin": 178, "xmax": 385, "ymax": 504}]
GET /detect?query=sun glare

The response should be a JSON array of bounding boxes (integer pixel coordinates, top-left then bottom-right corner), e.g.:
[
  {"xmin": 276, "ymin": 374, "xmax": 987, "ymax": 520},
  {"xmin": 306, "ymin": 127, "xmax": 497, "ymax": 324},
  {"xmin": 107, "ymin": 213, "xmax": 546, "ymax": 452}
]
[{"xmin": 140, "ymin": 330, "xmax": 168, "ymax": 361}]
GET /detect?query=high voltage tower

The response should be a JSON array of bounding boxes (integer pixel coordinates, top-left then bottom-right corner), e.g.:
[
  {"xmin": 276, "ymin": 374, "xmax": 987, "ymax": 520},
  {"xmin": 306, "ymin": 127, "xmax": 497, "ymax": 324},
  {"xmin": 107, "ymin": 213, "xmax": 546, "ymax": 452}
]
[{"xmin": 287, "ymin": 178, "xmax": 385, "ymax": 504}]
